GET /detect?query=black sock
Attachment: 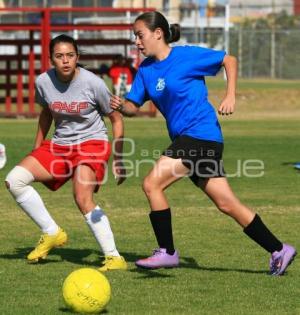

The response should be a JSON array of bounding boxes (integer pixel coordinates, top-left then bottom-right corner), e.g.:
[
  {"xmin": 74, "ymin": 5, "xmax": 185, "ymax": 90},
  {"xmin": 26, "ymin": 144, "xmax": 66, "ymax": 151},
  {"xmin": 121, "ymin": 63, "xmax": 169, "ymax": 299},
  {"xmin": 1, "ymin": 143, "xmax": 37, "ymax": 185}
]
[
  {"xmin": 243, "ymin": 214, "xmax": 283, "ymax": 253},
  {"xmin": 149, "ymin": 208, "xmax": 175, "ymax": 255}
]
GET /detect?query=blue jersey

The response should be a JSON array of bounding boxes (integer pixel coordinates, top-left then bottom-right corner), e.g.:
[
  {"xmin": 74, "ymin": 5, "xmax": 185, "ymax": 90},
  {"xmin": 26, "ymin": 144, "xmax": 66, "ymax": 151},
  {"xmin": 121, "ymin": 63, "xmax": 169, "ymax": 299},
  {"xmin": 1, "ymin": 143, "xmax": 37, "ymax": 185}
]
[{"xmin": 126, "ymin": 46, "xmax": 226, "ymax": 142}]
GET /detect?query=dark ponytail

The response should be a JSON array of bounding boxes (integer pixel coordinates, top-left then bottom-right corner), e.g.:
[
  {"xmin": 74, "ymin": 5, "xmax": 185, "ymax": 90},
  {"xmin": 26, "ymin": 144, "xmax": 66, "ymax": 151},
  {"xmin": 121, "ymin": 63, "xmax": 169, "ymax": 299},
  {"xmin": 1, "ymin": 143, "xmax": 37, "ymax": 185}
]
[
  {"xmin": 135, "ymin": 11, "xmax": 181, "ymax": 44},
  {"xmin": 169, "ymin": 23, "xmax": 181, "ymax": 43}
]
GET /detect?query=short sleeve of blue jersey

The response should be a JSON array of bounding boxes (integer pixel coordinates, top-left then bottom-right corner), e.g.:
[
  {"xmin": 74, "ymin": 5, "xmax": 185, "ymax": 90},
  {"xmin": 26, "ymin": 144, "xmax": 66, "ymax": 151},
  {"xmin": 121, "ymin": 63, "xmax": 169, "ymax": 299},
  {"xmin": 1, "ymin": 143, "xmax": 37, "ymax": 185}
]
[
  {"xmin": 125, "ymin": 67, "xmax": 149, "ymax": 107},
  {"xmin": 190, "ymin": 46, "xmax": 226, "ymax": 76}
]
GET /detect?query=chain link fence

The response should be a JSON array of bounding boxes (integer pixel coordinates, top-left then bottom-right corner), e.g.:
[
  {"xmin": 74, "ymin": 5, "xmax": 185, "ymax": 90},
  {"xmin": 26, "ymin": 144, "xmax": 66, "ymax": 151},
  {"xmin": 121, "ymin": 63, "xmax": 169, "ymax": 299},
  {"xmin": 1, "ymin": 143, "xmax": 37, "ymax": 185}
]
[
  {"xmin": 230, "ymin": 29, "xmax": 300, "ymax": 79},
  {"xmin": 180, "ymin": 27, "xmax": 300, "ymax": 79}
]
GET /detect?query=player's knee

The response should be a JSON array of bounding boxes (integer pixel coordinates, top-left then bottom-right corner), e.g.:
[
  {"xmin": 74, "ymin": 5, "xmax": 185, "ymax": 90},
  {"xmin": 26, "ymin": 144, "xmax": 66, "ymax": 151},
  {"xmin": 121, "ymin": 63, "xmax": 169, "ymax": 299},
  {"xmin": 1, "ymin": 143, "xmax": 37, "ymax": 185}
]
[
  {"xmin": 142, "ymin": 176, "xmax": 153, "ymax": 196},
  {"xmin": 142, "ymin": 176, "xmax": 163, "ymax": 197},
  {"xmin": 215, "ymin": 199, "xmax": 235, "ymax": 216},
  {"xmin": 5, "ymin": 166, "xmax": 34, "ymax": 199}
]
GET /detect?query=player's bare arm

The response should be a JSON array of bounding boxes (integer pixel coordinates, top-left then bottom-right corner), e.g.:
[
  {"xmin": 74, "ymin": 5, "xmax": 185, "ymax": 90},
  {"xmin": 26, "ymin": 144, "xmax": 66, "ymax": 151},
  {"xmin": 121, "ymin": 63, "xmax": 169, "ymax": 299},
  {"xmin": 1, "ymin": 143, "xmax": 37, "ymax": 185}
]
[
  {"xmin": 218, "ymin": 54, "xmax": 237, "ymax": 116},
  {"xmin": 110, "ymin": 95, "xmax": 139, "ymax": 117},
  {"xmin": 108, "ymin": 110, "xmax": 126, "ymax": 185}
]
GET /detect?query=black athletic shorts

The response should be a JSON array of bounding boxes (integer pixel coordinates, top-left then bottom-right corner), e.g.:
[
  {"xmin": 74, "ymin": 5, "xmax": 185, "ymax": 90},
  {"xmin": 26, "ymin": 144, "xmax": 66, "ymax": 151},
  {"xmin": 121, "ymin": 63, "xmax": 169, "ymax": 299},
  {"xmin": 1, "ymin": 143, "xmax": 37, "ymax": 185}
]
[{"xmin": 162, "ymin": 135, "xmax": 225, "ymax": 187}]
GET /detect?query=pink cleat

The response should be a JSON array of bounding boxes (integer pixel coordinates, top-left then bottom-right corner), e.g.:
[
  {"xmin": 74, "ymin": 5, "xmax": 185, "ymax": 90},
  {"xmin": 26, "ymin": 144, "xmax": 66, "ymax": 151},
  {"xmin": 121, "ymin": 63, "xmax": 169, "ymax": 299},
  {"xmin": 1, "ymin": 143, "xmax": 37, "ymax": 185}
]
[
  {"xmin": 135, "ymin": 248, "xmax": 179, "ymax": 269},
  {"xmin": 269, "ymin": 244, "xmax": 297, "ymax": 276}
]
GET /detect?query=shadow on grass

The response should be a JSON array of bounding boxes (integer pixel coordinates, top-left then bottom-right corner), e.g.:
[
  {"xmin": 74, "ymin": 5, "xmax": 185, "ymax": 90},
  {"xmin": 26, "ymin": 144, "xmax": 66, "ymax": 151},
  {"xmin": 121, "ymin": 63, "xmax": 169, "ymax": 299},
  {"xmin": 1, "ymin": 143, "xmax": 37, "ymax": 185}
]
[
  {"xmin": 181, "ymin": 256, "xmax": 267, "ymax": 274},
  {"xmin": 58, "ymin": 307, "xmax": 76, "ymax": 314},
  {"xmin": 130, "ymin": 268, "xmax": 175, "ymax": 278},
  {"xmin": 0, "ymin": 247, "xmax": 99, "ymax": 265},
  {"xmin": 0, "ymin": 248, "xmax": 268, "ymax": 275},
  {"xmin": 59, "ymin": 307, "xmax": 108, "ymax": 314},
  {"xmin": 0, "ymin": 247, "xmax": 162, "ymax": 267},
  {"xmin": 129, "ymin": 256, "xmax": 267, "ymax": 278}
]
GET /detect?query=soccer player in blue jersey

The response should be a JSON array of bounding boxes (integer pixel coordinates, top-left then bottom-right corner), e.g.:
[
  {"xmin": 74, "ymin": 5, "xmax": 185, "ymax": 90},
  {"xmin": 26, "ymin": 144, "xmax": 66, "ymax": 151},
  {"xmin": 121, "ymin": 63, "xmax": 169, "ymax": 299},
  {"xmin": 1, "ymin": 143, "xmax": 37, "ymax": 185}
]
[{"xmin": 110, "ymin": 11, "xmax": 296, "ymax": 275}]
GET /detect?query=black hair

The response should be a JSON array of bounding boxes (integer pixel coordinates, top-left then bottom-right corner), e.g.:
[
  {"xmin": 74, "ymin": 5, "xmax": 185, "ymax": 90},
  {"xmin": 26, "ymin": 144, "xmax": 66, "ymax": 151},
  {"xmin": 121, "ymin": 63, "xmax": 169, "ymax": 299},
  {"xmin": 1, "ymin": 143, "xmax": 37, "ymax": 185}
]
[
  {"xmin": 49, "ymin": 34, "xmax": 79, "ymax": 58},
  {"xmin": 135, "ymin": 11, "xmax": 180, "ymax": 44}
]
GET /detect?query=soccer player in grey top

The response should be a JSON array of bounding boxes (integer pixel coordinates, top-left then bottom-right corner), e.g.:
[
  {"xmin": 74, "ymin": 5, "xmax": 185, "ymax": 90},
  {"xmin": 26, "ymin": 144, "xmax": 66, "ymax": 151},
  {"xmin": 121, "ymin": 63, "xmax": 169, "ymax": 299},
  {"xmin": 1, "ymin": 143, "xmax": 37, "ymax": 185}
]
[{"xmin": 5, "ymin": 34, "xmax": 127, "ymax": 271}]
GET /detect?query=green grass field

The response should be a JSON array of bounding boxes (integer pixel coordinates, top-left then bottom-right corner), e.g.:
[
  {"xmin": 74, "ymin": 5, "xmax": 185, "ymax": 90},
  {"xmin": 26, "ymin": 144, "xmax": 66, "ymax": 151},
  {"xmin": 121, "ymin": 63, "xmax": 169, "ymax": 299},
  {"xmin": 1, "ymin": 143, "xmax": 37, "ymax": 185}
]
[{"xmin": 0, "ymin": 80, "xmax": 300, "ymax": 314}]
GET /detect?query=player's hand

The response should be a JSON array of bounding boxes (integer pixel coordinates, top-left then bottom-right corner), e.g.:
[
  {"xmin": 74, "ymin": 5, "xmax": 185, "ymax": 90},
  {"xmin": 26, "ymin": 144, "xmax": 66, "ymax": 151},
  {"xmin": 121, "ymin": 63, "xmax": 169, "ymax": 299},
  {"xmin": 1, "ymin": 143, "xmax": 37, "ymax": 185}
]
[
  {"xmin": 218, "ymin": 95, "xmax": 235, "ymax": 115},
  {"xmin": 112, "ymin": 159, "xmax": 126, "ymax": 185},
  {"xmin": 110, "ymin": 95, "xmax": 124, "ymax": 112}
]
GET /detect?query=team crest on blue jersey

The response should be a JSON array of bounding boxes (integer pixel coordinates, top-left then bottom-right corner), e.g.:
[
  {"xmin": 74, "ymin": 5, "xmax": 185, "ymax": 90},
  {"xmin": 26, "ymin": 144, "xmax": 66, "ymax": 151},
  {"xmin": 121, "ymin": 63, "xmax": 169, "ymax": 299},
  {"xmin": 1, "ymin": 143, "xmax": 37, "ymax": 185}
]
[{"xmin": 156, "ymin": 78, "xmax": 166, "ymax": 91}]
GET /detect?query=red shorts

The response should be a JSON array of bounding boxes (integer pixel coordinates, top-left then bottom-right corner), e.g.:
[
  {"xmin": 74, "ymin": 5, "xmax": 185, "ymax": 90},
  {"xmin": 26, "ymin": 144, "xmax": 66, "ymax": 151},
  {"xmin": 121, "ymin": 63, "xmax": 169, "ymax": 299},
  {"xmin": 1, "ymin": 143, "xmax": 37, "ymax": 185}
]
[{"xmin": 30, "ymin": 140, "xmax": 111, "ymax": 192}]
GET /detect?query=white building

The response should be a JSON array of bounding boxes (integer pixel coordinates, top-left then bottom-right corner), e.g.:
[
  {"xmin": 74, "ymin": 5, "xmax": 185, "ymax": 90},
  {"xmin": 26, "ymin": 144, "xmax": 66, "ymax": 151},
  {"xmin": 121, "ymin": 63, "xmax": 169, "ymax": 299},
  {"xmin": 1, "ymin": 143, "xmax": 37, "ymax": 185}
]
[{"xmin": 229, "ymin": 0, "xmax": 294, "ymax": 18}]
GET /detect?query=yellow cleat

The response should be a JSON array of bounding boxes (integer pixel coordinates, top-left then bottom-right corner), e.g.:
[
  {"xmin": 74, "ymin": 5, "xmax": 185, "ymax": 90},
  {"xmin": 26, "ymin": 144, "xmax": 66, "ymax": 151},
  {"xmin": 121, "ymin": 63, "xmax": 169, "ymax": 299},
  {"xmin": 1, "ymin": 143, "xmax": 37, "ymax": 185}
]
[
  {"xmin": 98, "ymin": 255, "xmax": 127, "ymax": 272},
  {"xmin": 27, "ymin": 227, "xmax": 67, "ymax": 263}
]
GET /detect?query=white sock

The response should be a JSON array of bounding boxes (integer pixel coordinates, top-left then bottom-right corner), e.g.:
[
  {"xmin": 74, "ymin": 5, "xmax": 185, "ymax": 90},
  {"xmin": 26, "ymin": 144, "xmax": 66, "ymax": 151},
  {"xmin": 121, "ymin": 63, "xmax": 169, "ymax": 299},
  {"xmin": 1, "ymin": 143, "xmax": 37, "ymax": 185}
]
[
  {"xmin": 17, "ymin": 186, "xmax": 59, "ymax": 235},
  {"xmin": 84, "ymin": 205, "xmax": 120, "ymax": 257}
]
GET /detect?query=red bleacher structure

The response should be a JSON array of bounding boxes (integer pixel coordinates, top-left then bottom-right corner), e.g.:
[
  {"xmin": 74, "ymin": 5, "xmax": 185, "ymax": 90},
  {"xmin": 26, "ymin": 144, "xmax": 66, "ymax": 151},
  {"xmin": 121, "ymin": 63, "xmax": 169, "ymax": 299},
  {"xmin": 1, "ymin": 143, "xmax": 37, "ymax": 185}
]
[{"xmin": 0, "ymin": 7, "xmax": 157, "ymax": 118}]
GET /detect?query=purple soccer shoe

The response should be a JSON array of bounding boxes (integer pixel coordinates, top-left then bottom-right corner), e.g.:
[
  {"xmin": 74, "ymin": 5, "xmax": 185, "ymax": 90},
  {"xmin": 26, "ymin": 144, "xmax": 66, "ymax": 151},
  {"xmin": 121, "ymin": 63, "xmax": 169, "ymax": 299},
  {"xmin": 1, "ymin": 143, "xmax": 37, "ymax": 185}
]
[
  {"xmin": 135, "ymin": 248, "xmax": 179, "ymax": 269},
  {"xmin": 269, "ymin": 244, "xmax": 297, "ymax": 276}
]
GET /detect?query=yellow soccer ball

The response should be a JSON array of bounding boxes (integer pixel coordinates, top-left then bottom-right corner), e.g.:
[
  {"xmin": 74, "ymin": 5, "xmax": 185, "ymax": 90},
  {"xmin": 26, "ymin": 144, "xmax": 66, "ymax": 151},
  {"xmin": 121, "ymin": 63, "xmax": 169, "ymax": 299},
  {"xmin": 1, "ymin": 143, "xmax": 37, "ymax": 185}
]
[{"xmin": 62, "ymin": 268, "xmax": 111, "ymax": 314}]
